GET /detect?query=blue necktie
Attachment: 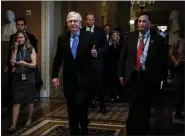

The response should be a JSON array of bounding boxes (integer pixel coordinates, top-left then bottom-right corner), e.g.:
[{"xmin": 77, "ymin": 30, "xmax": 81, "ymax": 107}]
[{"xmin": 71, "ymin": 34, "xmax": 78, "ymax": 59}]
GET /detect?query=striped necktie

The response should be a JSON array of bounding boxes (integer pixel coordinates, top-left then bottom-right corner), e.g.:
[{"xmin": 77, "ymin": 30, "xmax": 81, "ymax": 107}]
[
  {"xmin": 88, "ymin": 28, "xmax": 91, "ymax": 32},
  {"xmin": 136, "ymin": 35, "xmax": 145, "ymax": 69}
]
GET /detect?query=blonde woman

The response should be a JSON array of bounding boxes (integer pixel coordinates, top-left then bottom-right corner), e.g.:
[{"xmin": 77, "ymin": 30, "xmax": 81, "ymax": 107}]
[
  {"xmin": 8, "ymin": 30, "xmax": 36, "ymax": 132},
  {"xmin": 108, "ymin": 30, "xmax": 122, "ymax": 102}
]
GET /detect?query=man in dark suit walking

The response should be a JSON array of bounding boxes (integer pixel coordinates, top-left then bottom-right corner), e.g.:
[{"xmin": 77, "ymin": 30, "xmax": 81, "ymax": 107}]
[
  {"xmin": 103, "ymin": 24, "xmax": 111, "ymax": 42},
  {"xmin": 82, "ymin": 12, "xmax": 108, "ymax": 113},
  {"xmin": 118, "ymin": 12, "xmax": 168, "ymax": 135},
  {"xmin": 52, "ymin": 11, "xmax": 96, "ymax": 135}
]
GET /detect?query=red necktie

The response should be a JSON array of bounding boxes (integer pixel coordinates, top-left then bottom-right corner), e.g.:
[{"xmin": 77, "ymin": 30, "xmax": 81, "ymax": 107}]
[{"xmin": 136, "ymin": 35, "xmax": 144, "ymax": 69}]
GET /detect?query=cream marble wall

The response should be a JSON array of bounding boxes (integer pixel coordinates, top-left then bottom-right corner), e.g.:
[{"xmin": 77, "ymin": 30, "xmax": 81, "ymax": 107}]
[{"xmin": 60, "ymin": 1, "xmax": 122, "ymax": 28}]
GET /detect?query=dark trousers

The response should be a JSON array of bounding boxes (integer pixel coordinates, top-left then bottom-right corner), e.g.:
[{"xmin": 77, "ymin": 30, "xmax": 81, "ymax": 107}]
[
  {"xmin": 66, "ymin": 90, "xmax": 89, "ymax": 135},
  {"xmin": 109, "ymin": 76, "xmax": 121, "ymax": 99},
  {"xmin": 89, "ymin": 70, "xmax": 105, "ymax": 109},
  {"xmin": 175, "ymin": 64, "xmax": 184, "ymax": 116},
  {"xmin": 126, "ymin": 70, "xmax": 159, "ymax": 135}
]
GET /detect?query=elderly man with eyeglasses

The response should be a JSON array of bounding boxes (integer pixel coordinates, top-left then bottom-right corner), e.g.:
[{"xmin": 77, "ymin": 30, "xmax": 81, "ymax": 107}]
[{"xmin": 52, "ymin": 11, "xmax": 97, "ymax": 135}]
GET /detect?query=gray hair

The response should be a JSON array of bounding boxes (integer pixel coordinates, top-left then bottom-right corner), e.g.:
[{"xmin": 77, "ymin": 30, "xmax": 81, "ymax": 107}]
[
  {"xmin": 66, "ymin": 11, "xmax": 82, "ymax": 23},
  {"xmin": 109, "ymin": 30, "xmax": 120, "ymax": 46}
]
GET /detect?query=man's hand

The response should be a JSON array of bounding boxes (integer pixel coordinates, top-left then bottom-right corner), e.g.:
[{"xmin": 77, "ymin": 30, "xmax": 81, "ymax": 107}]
[
  {"xmin": 174, "ymin": 62, "xmax": 179, "ymax": 67},
  {"xmin": 91, "ymin": 45, "xmax": 97, "ymax": 58},
  {"xmin": 119, "ymin": 77, "xmax": 124, "ymax": 85},
  {"xmin": 4, "ymin": 66, "xmax": 8, "ymax": 72},
  {"xmin": 52, "ymin": 78, "xmax": 60, "ymax": 88}
]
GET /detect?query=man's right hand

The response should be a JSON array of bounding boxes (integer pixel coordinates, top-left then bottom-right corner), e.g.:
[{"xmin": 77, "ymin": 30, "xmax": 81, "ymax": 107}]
[
  {"xmin": 4, "ymin": 66, "xmax": 8, "ymax": 72},
  {"xmin": 119, "ymin": 77, "xmax": 124, "ymax": 85},
  {"xmin": 174, "ymin": 62, "xmax": 179, "ymax": 67},
  {"xmin": 52, "ymin": 78, "xmax": 60, "ymax": 88}
]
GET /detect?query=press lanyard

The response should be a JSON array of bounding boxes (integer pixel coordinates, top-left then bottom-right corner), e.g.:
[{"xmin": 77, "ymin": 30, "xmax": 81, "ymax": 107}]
[
  {"xmin": 140, "ymin": 33, "xmax": 150, "ymax": 67},
  {"xmin": 19, "ymin": 50, "xmax": 26, "ymax": 61},
  {"xmin": 141, "ymin": 33, "xmax": 150, "ymax": 52},
  {"xmin": 19, "ymin": 50, "xmax": 26, "ymax": 73}
]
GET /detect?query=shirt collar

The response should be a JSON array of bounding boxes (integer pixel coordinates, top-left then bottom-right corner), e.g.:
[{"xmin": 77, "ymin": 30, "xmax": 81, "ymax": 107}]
[
  {"xmin": 139, "ymin": 30, "xmax": 150, "ymax": 38},
  {"xmin": 86, "ymin": 25, "xmax": 95, "ymax": 30},
  {"xmin": 71, "ymin": 29, "xmax": 80, "ymax": 38}
]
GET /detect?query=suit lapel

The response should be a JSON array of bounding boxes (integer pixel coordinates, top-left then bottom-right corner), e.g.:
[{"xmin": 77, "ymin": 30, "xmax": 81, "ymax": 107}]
[
  {"xmin": 66, "ymin": 32, "xmax": 74, "ymax": 59},
  {"xmin": 133, "ymin": 31, "xmax": 139, "ymax": 63},
  {"xmin": 145, "ymin": 32, "xmax": 155, "ymax": 63},
  {"xmin": 94, "ymin": 26, "xmax": 97, "ymax": 33}
]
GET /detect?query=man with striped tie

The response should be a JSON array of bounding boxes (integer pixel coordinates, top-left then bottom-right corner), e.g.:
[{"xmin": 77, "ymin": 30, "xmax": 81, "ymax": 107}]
[{"xmin": 118, "ymin": 12, "xmax": 168, "ymax": 135}]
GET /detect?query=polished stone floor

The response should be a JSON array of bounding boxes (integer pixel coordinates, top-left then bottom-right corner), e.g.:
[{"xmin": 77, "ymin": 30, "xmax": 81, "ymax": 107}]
[
  {"xmin": 1, "ymin": 82, "xmax": 184, "ymax": 136},
  {"xmin": 2, "ymin": 98, "xmax": 127, "ymax": 136}
]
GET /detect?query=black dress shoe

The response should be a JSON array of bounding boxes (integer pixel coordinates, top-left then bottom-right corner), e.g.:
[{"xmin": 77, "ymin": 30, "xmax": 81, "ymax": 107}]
[
  {"xmin": 92, "ymin": 100, "xmax": 95, "ymax": 105},
  {"xmin": 110, "ymin": 98, "xmax": 115, "ymax": 102},
  {"xmin": 81, "ymin": 127, "xmax": 88, "ymax": 135},
  {"xmin": 175, "ymin": 112, "xmax": 184, "ymax": 119},
  {"xmin": 116, "ymin": 95, "xmax": 120, "ymax": 100},
  {"xmin": 89, "ymin": 100, "xmax": 95, "ymax": 108},
  {"xmin": 100, "ymin": 107, "xmax": 106, "ymax": 114},
  {"xmin": 34, "ymin": 97, "xmax": 40, "ymax": 102},
  {"xmin": 70, "ymin": 127, "xmax": 80, "ymax": 136}
]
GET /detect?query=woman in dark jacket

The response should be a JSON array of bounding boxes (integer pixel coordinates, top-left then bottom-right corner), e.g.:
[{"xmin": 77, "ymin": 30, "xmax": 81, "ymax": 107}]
[{"xmin": 107, "ymin": 30, "xmax": 122, "ymax": 102}]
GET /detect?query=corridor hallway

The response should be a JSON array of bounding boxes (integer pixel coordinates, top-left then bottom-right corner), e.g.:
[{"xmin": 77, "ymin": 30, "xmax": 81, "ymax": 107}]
[
  {"xmin": 2, "ymin": 82, "xmax": 184, "ymax": 136},
  {"xmin": 2, "ymin": 98, "xmax": 127, "ymax": 136}
]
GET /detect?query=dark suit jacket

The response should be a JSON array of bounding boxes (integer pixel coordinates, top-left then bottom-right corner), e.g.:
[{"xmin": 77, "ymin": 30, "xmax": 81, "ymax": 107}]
[
  {"xmin": 108, "ymin": 43, "xmax": 122, "ymax": 71},
  {"xmin": 118, "ymin": 30, "xmax": 168, "ymax": 85},
  {"xmin": 7, "ymin": 32, "xmax": 38, "ymax": 67},
  {"xmin": 82, "ymin": 25, "xmax": 108, "ymax": 70},
  {"xmin": 52, "ymin": 30, "xmax": 96, "ymax": 97},
  {"xmin": 106, "ymin": 33, "xmax": 110, "ymax": 42}
]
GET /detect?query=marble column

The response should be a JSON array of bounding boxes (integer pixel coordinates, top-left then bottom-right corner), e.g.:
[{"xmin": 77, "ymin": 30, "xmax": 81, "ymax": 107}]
[
  {"xmin": 184, "ymin": 2, "xmax": 185, "ymax": 38},
  {"xmin": 100, "ymin": 1, "xmax": 108, "ymax": 25},
  {"xmin": 40, "ymin": 1, "xmax": 62, "ymax": 97}
]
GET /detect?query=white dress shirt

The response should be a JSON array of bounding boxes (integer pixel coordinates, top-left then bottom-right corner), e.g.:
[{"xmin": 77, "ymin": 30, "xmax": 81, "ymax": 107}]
[
  {"xmin": 70, "ymin": 30, "xmax": 80, "ymax": 48},
  {"xmin": 86, "ymin": 25, "xmax": 95, "ymax": 33},
  {"xmin": 137, "ymin": 30, "xmax": 150, "ymax": 70}
]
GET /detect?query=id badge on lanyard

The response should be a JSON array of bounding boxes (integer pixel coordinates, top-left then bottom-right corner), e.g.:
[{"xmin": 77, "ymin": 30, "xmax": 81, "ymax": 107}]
[
  {"xmin": 21, "ymin": 72, "xmax": 27, "ymax": 80},
  {"xmin": 140, "ymin": 34, "xmax": 150, "ymax": 64},
  {"xmin": 20, "ymin": 50, "xmax": 27, "ymax": 80},
  {"xmin": 140, "ymin": 55, "xmax": 143, "ymax": 64}
]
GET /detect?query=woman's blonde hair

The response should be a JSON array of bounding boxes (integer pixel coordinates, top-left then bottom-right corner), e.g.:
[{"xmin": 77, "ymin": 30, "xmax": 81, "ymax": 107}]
[
  {"xmin": 109, "ymin": 30, "xmax": 120, "ymax": 46},
  {"xmin": 11, "ymin": 30, "xmax": 32, "ymax": 50}
]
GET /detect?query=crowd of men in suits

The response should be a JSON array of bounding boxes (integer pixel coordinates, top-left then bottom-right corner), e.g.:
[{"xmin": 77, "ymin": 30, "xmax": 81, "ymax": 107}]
[
  {"xmin": 51, "ymin": 11, "xmax": 172, "ymax": 136},
  {"xmin": 4, "ymin": 10, "xmax": 184, "ymax": 136}
]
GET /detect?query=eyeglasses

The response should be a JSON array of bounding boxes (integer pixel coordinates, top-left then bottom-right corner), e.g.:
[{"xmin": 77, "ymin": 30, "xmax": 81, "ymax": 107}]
[{"xmin": 68, "ymin": 20, "xmax": 79, "ymax": 24}]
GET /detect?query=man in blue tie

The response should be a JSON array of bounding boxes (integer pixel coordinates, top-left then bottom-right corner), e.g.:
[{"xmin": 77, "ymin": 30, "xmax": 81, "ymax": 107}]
[{"xmin": 52, "ymin": 11, "xmax": 96, "ymax": 135}]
